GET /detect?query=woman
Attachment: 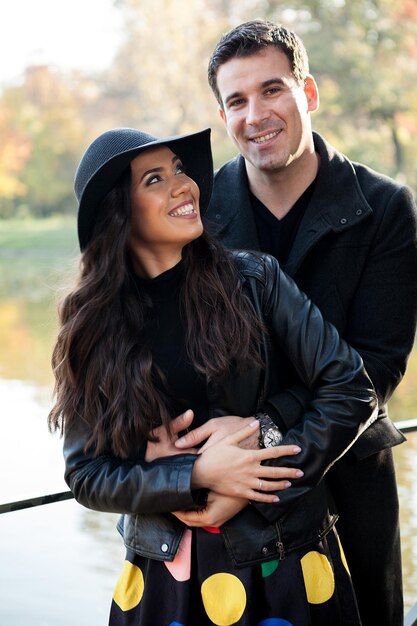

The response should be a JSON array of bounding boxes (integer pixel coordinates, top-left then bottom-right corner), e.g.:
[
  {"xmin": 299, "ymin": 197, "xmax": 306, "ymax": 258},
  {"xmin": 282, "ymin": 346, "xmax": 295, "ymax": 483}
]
[{"xmin": 49, "ymin": 127, "xmax": 376, "ymax": 626}]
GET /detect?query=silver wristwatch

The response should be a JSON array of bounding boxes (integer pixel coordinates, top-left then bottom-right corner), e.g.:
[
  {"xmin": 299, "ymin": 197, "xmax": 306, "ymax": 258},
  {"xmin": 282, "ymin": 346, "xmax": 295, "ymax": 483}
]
[{"xmin": 255, "ymin": 411, "xmax": 283, "ymax": 448}]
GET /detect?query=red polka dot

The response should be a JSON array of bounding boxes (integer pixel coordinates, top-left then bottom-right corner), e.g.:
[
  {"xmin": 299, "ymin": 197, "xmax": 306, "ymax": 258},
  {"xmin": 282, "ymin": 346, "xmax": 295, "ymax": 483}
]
[{"xmin": 202, "ymin": 526, "xmax": 221, "ymax": 534}]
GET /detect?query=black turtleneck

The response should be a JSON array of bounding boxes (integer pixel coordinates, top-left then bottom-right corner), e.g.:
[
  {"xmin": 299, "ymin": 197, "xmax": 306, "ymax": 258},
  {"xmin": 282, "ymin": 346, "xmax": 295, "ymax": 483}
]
[{"xmin": 133, "ymin": 261, "xmax": 209, "ymax": 429}]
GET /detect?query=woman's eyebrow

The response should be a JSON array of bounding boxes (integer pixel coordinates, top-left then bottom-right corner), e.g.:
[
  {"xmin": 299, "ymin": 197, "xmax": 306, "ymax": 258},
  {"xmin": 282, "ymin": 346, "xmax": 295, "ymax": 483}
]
[
  {"xmin": 140, "ymin": 166, "xmax": 163, "ymax": 182},
  {"xmin": 140, "ymin": 155, "xmax": 182, "ymax": 181}
]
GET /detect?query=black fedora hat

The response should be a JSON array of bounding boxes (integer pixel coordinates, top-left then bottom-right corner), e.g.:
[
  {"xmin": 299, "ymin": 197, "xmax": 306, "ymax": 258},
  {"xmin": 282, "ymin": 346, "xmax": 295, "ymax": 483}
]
[{"xmin": 74, "ymin": 127, "xmax": 213, "ymax": 250}]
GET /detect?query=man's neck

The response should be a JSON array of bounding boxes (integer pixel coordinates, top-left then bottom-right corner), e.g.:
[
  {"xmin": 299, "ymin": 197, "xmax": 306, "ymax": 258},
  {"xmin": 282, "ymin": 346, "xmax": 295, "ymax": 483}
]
[{"xmin": 246, "ymin": 151, "xmax": 320, "ymax": 220}]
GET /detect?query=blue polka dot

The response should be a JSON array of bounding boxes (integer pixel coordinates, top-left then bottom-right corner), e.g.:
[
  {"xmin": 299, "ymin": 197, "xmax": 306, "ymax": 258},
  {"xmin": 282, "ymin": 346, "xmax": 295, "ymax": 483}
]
[
  {"xmin": 257, "ymin": 617, "xmax": 293, "ymax": 626},
  {"xmin": 169, "ymin": 623, "xmax": 185, "ymax": 626}
]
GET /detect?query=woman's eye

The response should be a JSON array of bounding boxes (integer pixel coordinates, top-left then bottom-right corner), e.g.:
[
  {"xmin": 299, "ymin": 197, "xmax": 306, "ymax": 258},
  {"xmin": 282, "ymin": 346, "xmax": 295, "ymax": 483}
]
[
  {"xmin": 175, "ymin": 163, "xmax": 186, "ymax": 174},
  {"xmin": 146, "ymin": 174, "xmax": 161, "ymax": 185}
]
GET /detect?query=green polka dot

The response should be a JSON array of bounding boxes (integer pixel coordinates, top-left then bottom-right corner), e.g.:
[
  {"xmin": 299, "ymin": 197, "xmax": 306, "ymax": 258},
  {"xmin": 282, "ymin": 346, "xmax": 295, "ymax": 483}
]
[{"xmin": 261, "ymin": 559, "xmax": 279, "ymax": 577}]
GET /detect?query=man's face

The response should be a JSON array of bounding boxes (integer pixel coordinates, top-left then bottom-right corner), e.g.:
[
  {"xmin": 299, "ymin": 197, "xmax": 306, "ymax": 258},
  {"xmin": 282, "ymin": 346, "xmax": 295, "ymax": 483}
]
[{"xmin": 216, "ymin": 46, "xmax": 318, "ymax": 174}]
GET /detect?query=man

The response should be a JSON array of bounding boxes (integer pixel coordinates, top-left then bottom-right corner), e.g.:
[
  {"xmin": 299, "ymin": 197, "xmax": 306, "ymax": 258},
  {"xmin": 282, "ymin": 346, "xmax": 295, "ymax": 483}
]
[{"xmin": 177, "ymin": 19, "xmax": 417, "ymax": 626}]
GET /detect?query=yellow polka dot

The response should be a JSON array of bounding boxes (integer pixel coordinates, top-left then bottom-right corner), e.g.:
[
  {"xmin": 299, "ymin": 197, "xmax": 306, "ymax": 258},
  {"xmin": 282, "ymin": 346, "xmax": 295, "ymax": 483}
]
[
  {"xmin": 337, "ymin": 535, "xmax": 350, "ymax": 575},
  {"xmin": 301, "ymin": 551, "xmax": 335, "ymax": 604},
  {"xmin": 201, "ymin": 573, "xmax": 246, "ymax": 626},
  {"xmin": 113, "ymin": 560, "xmax": 144, "ymax": 612}
]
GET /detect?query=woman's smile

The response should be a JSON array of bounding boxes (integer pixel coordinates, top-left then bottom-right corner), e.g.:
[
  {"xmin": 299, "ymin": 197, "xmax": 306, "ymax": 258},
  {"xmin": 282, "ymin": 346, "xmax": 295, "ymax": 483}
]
[{"xmin": 168, "ymin": 201, "xmax": 197, "ymax": 217}]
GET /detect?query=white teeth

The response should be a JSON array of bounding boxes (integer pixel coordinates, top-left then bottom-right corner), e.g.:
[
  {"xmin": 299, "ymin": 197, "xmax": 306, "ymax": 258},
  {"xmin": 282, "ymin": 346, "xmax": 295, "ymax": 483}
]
[
  {"xmin": 252, "ymin": 131, "xmax": 280, "ymax": 144},
  {"xmin": 169, "ymin": 203, "xmax": 195, "ymax": 216}
]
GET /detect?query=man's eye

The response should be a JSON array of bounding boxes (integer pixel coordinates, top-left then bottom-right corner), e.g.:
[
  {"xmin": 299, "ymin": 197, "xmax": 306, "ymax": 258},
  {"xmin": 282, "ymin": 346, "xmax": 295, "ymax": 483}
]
[{"xmin": 228, "ymin": 99, "xmax": 244, "ymax": 108}]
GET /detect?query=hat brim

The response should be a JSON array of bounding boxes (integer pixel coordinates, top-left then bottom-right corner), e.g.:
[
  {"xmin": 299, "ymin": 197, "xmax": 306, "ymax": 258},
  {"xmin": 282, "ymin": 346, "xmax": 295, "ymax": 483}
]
[{"xmin": 77, "ymin": 128, "xmax": 213, "ymax": 251}]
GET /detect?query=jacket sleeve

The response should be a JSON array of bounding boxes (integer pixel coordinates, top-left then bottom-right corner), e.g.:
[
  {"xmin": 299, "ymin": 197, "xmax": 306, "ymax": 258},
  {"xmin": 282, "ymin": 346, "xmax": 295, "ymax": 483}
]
[
  {"xmin": 63, "ymin": 415, "xmax": 204, "ymax": 515},
  {"xmin": 265, "ymin": 185, "xmax": 417, "ymax": 440},
  {"xmin": 343, "ymin": 185, "xmax": 417, "ymax": 405},
  {"xmin": 252, "ymin": 256, "xmax": 378, "ymax": 523}
]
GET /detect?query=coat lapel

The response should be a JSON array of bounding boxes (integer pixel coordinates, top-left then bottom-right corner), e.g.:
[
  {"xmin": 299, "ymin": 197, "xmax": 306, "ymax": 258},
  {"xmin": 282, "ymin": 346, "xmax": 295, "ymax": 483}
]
[{"xmin": 284, "ymin": 133, "xmax": 373, "ymax": 276}]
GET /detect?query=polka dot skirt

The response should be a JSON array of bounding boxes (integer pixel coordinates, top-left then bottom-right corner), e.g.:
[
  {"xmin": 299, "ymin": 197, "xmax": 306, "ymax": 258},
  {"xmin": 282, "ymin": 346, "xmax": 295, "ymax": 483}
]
[{"xmin": 108, "ymin": 526, "xmax": 361, "ymax": 626}]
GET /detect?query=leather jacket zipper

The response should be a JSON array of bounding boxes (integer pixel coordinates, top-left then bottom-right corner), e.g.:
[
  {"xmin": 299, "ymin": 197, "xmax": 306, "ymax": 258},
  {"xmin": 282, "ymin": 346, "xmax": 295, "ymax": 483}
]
[{"xmin": 275, "ymin": 521, "xmax": 285, "ymax": 560}]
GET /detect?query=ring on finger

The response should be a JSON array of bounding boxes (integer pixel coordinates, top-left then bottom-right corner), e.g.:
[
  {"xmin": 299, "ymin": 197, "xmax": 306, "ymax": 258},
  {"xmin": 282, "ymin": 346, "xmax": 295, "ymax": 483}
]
[{"xmin": 258, "ymin": 479, "xmax": 263, "ymax": 490}]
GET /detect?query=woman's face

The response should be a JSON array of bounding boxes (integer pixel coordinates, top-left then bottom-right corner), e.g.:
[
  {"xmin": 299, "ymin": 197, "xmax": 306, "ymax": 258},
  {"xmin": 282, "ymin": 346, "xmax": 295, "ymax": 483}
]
[{"xmin": 129, "ymin": 145, "xmax": 203, "ymax": 277}]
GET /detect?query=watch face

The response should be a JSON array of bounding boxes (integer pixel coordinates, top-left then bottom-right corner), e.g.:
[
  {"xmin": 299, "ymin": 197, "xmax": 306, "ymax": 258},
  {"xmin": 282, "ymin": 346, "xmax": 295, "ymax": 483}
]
[{"xmin": 264, "ymin": 427, "xmax": 283, "ymax": 448}]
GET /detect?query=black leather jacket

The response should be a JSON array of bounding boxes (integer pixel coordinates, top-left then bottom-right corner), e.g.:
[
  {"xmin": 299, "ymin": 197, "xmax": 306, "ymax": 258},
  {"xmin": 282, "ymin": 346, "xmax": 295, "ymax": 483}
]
[{"xmin": 63, "ymin": 251, "xmax": 377, "ymax": 567}]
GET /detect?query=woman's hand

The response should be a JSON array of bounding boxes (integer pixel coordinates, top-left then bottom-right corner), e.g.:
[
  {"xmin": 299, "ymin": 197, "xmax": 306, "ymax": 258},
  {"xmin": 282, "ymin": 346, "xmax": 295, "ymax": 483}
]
[
  {"xmin": 145, "ymin": 409, "xmax": 197, "ymax": 461},
  {"xmin": 172, "ymin": 493, "xmax": 248, "ymax": 528},
  {"xmin": 191, "ymin": 420, "xmax": 303, "ymax": 503}
]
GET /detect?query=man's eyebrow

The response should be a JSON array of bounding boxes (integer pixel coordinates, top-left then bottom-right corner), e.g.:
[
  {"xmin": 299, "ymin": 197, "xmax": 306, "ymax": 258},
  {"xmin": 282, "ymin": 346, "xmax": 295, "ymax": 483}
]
[
  {"xmin": 224, "ymin": 91, "xmax": 242, "ymax": 106},
  {"xmin": 224, "ymin": 78, "xmax": 287, "ymax": 106},
  {"xmin": 261, "ymin": 77, "xmax": 287, "ymax": 89}
]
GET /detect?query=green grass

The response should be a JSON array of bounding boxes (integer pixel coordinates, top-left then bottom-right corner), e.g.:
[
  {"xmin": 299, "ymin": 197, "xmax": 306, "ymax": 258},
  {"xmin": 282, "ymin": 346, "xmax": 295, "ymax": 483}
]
[{"xmin": 0, "ymin": 217, "xmax": 79, "ymax": 299}]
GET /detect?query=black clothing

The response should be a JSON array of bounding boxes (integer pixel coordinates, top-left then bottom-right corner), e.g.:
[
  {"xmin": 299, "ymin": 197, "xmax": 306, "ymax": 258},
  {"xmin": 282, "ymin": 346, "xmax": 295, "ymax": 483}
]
[
  {"xmin": 134, "ymin": 262, "xmax": 209, "ymax": 429},
  {"xmin": 251, "ymin": 178, "xmax": 315, "ymax": 265}
]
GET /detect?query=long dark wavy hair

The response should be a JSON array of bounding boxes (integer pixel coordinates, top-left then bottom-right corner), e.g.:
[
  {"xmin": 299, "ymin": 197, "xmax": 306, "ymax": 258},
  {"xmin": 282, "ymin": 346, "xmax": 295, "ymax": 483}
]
[{"xmin": 48, "ymin": 166, "xmax": 264, "ymax": 459}]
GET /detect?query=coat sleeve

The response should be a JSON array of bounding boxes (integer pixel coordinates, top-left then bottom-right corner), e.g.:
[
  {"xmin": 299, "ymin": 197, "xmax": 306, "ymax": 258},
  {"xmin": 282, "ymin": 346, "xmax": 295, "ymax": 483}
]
[
  {"xmin": 251, "ymin": 256, "xmax": 378, "ymax": 523},
  {"xmin": 265, "ymin": 185, "xmax": 417, "ymax": 445},
  {"xmin": 63, "ymin": 415, "xmax": 204, "ymax": 515},
  {"xmin": 343, "ymin": 185, "xmax": 417, "ymax": 406}
]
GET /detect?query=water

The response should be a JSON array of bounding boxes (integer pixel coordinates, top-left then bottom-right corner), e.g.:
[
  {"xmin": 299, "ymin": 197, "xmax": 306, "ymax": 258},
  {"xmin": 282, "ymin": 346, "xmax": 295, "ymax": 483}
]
[{"xmin": 0, "ymin": 379, "xmax": 124, "ymax": 625}]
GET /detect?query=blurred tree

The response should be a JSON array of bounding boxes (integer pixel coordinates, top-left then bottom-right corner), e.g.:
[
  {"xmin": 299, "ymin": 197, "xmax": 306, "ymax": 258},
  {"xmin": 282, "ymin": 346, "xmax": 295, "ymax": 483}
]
[
  {"xmin": 0, "ymin": 66, "xmax": 87, "ymax": 218},
  {"xmin": 101, "ymin": 0, "xmax": 225, "ymax": 135},
  {"xmin": 0, "ymin": 105, "xmax": 31, "ymax": 217}
]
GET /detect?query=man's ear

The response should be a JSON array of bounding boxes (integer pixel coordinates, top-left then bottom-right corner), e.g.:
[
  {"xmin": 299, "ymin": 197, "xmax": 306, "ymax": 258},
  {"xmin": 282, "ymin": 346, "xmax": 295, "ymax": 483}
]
[
  {"xmin": 304, "ymin": 75, "xmax": 320, "ymax": 112},
  {"xmin": 219, "ymin": 106, "xmax": 226, "ymax": 124}
]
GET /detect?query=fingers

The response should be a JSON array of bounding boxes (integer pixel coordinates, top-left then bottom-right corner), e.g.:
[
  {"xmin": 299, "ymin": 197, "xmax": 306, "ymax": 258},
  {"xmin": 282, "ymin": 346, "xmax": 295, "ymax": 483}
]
[
  {"xmin": 229, "ymin": 425, "xmax": 302, "ymax": 460},
  {"xmin": 171, "ymin": 409, "xmax": 194, "ymax": 435},
  {"xmin": 227, "ymin": 419, "xmax": 260, "ymax": 445},
  {"xmin": 256, "ymin": 463, "xmax": 304, "ymax": 483},
  {"xmin": 256, "ymin": 478, "xmax": 297, "ymax": 492},
  {"xmin": 176, "ymin": 420, "xmax": 212, "ymax": 448},
  {"xmin": 248, "ymin": 491, "xmax": 281, "ymax": 504},
  {"xmin": 258, "ymin": 444, "xmax": 302, "ymax": 461},
  {"xmin": 150, "ymin": 409, "xmax": 194, "ymax": 441}
]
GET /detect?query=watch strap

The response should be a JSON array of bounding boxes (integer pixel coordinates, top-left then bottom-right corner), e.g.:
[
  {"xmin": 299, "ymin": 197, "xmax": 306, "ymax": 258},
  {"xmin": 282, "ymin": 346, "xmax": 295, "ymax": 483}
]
[{"xmin": 255, "ymin": 411, "xmax": 282, "ymax": 448}]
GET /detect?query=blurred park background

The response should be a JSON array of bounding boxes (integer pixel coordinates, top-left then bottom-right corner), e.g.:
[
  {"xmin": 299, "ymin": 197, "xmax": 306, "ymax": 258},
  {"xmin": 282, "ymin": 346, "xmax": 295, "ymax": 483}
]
[{"xmin": 1, "ymin": 0, "xmax": 417, "ymax": 624}]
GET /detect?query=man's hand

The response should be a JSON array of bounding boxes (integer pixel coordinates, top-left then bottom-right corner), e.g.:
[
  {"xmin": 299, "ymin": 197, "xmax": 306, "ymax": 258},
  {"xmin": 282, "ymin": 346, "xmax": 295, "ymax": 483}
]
[
  {"xmin": 145, "ymin": 409, "xmax": 197, "ymax": 461},
  {"xmin": 172, "ymin": 493, "xmax": 248, "ymax": 528},
  {"xmin": 175, "ymin": 415, "xmax": 259, "ymax": 452}
]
